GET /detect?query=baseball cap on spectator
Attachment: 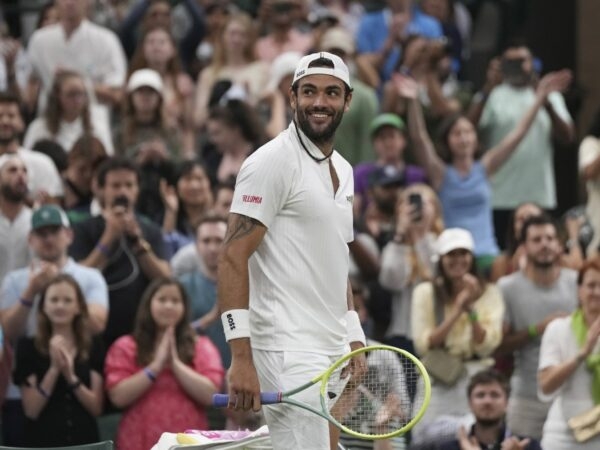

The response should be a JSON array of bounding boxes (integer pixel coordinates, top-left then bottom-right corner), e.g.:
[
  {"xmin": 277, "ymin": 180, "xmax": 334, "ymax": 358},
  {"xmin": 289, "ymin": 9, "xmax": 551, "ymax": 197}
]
[
  {"xmin": 370, "ymin": 113, "xmax": 406, "ymax": 138},
  {"xmin": 436, "ymin": 228, "xmax": 475, "ymax": 256},
  {"xmin": 368, "ymin": 165, "xmax": 405, "ymax": 188},
  {"xmin": 267, "ymin": 51, "xmax": 303, "ymax": 92},
  {"xmin": 31, "ymin": 205, "xmax": 70, "ymax": 230},
  {"xmin": 127, "ymin": 69, "xmax": 163, "ymax": 93},
  {"xmin": 0, "ymin": 153, "xmax": 24, "ymax": 171},
  {"xmin": 292, "ymin": 51, "xmax": 352, "ymax": 89},
  {"xmin": 319, "ymin": 27, "xmax": 355, "ymax": 55}
]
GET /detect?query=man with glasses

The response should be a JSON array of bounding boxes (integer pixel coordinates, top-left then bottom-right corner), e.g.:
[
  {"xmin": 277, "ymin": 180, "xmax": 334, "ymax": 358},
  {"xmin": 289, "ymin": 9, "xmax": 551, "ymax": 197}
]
[{"xmin": 0, "ymin": 204, "xmax": 108, "ymax": 445}]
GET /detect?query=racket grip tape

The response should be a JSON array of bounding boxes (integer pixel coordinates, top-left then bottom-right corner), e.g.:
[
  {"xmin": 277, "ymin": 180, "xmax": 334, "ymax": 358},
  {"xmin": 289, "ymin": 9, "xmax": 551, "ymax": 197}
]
[{"xmin": 213, "ymin": 392, "xmax": 282, "ymax": 407}]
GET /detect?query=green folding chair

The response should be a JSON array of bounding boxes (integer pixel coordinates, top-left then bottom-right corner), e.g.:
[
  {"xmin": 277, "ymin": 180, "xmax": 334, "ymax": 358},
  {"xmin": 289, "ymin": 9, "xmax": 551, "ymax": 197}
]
[{"xmin": 0, "ymin": 441, "xmax": 114, "ymax": 450}]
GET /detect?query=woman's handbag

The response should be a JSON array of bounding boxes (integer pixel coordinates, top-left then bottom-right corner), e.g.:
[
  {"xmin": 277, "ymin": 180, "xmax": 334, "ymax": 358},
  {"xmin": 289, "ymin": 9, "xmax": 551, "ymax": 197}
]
[
  {"xmin": 421, "ymin": 348, "xmax": 465, "ymax": 386},
  {"xmin": 567, "ymin": 404, "xmax": 600, "ymax": 442}
]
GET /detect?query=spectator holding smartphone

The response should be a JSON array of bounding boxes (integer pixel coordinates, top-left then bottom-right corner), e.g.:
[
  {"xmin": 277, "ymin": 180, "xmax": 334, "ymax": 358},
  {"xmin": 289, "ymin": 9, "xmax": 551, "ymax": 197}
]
[
  {"xmin": 379, "ymin": 184, "xmax": 443, "ymax": 397},
  {"xmin": 473, "ymin": 43, "xmax": 575, "ymax": 244}
]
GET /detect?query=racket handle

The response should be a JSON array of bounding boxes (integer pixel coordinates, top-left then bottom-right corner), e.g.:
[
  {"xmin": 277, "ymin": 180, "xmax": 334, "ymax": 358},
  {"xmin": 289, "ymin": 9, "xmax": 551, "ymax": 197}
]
[{"xmin": 212, "ymin": 392, "xmax": 282, "ymax": 407}]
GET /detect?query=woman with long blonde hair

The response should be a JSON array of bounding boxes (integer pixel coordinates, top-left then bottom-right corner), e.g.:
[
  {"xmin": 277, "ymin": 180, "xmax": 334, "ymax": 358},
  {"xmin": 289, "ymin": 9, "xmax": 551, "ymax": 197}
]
[
  {"xmin": 379, "ymin": 184, "xmax": 444, "ymax": 355},
  {"xmin": 23, "ymin": 70, "xmax": 113, "ymax": 154},
  {"xmin": 193, "ymin": 12, "xmax": 268, "ymax": 130}
]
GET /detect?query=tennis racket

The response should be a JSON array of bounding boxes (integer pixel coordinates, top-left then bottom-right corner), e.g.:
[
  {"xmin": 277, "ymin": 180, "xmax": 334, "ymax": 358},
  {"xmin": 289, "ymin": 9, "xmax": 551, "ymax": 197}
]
[{"xmin": 213, "ymin": 344, "xmax": 431, "ymax": 440}]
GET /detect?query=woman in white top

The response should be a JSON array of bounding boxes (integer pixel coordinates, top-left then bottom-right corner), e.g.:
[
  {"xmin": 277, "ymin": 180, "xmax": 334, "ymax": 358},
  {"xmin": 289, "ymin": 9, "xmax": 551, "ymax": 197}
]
[
  {"xmin": 24, "ymin": 70, "xmax": 113, "ymax": 154},
  {"xmin": 538, "ymin": 257, "xmax": 600, "ymax": 450},
  {"xmin": 379, "ymin": 184, "xmax": 444, "ymax": 355}
]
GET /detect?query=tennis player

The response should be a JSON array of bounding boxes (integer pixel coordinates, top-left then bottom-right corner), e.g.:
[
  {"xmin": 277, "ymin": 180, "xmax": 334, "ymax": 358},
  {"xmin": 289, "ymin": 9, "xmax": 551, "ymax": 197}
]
[{"xmin": 217, "ymin": 51, "xmax": 367, "ymax": 450}]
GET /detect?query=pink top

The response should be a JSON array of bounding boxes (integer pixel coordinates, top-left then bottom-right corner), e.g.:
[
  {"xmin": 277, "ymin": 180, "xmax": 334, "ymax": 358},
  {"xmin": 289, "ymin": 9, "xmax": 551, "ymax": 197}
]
[{"xmin": 105, "ymin": 335, "xmax": 225, "ymax": 450}]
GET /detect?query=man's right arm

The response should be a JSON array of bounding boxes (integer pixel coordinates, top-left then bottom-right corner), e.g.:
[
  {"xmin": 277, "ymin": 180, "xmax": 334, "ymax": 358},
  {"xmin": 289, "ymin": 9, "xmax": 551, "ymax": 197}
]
[{"xmin": 218, "ymin": 213, "xmax": 267, "ymax": 412}]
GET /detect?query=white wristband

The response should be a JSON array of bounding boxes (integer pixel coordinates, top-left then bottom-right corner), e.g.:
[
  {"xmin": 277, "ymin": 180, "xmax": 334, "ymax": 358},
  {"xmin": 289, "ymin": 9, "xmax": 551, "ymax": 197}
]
[
  {"xmin": 345, "ymin": 310, "xmax": 366, "ymax": 346},
  {"xmin": 221, "ymin": 309, "xmax": 251, "ymax": 341}
]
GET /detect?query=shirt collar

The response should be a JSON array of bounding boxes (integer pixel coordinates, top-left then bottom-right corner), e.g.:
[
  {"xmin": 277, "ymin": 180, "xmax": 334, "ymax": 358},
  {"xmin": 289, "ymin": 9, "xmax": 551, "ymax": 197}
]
[{"xmin": 288, "ymin": 121, "xmax": 335, "ymax": 163}]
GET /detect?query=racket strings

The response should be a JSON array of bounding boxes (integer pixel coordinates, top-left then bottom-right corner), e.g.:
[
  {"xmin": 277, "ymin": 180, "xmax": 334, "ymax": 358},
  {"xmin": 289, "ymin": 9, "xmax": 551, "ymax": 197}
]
[{"xmin": 325, "ymin": 348, "xmax": 426, "ymax": 437}]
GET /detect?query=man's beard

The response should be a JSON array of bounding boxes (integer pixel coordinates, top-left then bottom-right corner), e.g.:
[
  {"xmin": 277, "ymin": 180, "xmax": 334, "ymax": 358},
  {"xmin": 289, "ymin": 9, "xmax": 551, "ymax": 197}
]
[
  {"xmin": 0, "ymin": 183, "xmax": 27, "ymax": 203},
  {"xmin": 530, "ymin": 253, "xmax": 557, "ymax": 269},
  {"xmin": 477, "ymin": 417, "xmax": 504, "ymax": 428},
  {"xmin": 0, "ymin": 128, "xmax": 18, "ymax": 146},
  {"xmin": 295, "ymin": 106, "xmax": 345, "ymax": 148}
]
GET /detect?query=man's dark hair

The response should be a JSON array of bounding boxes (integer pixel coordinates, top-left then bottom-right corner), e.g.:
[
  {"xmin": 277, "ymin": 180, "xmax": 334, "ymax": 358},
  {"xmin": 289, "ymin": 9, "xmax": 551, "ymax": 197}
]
[
  {"xmin": 520, "ymin": 213, "xmax": 556, "ymax": 244},
  {"xmin": 502, "ymin": 37, "xmax": 531, "ymax": 54},
  {"xmin": 291, "ymin": 56, "xmax": 352, "ymax": 99},
  {"xmin": 32, "ymin": 139, "xmax": 68, "ymax": 173},
  {"xmin": 467, "ymin": 369, "xmax": 511, "ymax": 398},
  {"xmin": 96, "ymin": 157, "xmax": 140, "ymax": 188},
  {"xmin": 0, "ymin": 91, "xmax": 21, "ymax": 107}
]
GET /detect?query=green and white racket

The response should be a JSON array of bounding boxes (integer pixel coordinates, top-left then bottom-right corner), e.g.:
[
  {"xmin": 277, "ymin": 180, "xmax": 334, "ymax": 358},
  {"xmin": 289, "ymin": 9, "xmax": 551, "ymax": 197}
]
[{"xmin": 213, "ymin": 345, "xmax": 431, "ymax": 440}]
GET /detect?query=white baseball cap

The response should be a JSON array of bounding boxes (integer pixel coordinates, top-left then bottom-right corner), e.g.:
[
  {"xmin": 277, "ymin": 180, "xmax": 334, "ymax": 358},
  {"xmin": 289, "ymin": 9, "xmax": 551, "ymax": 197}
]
[
  {"xmin": 436, "ymin": 228, "xmax": 475, "ymax": 256},
  {"xmin": 292, "ymin": 51, "xmax": 352, "ymax": 89},
  {"xmin": 267, "ymin": 51, "xmax": 303, "ymax": 93},
  {"xmin": 127, "ymin": 69, "xmax": 164, "ymax": 93}
]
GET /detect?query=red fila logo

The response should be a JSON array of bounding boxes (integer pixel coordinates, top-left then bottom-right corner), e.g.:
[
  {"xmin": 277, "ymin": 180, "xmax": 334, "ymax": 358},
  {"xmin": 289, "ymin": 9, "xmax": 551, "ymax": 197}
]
[{"xmin": 242, "ymin": 195, "xmax": 263, "ymax": 204}]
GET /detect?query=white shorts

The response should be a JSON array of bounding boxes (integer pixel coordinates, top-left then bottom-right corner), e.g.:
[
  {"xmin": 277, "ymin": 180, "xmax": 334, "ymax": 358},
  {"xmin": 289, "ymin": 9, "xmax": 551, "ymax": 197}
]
[{"xmin": 252, "ymin": 349, "xmax": 345, "ymax": 450}]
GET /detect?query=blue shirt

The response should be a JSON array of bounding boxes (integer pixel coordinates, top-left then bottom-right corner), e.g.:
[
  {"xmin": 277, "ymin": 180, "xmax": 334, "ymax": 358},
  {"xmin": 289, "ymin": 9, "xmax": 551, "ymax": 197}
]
[
  {"xmin": 356, "ymin": 8, "xmax": 443, "ymax": 82},
  {"xmin": 179, "ymin": 270, "xmax": 231, "ymax": 368},
  {"xmin": 439, "ymin": 162, "xmax": 499, "ymax": 256},
  {"xmin": 0, "ymin": 258, "xmax": 109, "ymax": 337}
]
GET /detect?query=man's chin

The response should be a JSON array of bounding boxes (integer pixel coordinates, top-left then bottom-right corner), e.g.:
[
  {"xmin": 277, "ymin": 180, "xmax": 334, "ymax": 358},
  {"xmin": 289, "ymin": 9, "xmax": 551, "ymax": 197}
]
[{"xmin": 477, "ymin": 417, "xmax": 503, "ymax": 427}]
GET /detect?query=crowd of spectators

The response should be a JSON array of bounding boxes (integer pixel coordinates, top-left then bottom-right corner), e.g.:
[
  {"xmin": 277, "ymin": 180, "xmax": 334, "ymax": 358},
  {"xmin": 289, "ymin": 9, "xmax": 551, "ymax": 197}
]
[{"xmin": 0, "ymin": 0, "xmax": 598, "ymax": 449}]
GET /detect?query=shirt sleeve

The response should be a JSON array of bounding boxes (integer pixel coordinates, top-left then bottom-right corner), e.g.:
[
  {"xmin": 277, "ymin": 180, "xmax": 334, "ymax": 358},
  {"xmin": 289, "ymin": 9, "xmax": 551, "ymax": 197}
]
[
  {"xmin": 537, "ymin": 318, "xmax": 568, "ymax": 401},
  {"xmin": 104, "ymin": 335, "xmax": 138, "ymax": 390},
  {"xmin": 0, "ymin": 271, "xmax": 23, "ymax": 311},
  {"xmin": 472, "ymin": 284, "xmax": 505, "ymax": 357},
  {"xmin": 229, "ymin": 145, "xmax": 294, "ymax": 229},
  {"xmin": 193, "ymin": 336, "xmax": 225, "ymax": 391},
  {"xmin": 548, "ymin": 91, "xmax": 573, "ymax": 124},
  {"xmin": 411, "ymin": 282, "xmax": 436, "ymax": 356},
  {"xmin": 578, "ymin": 136, "xmax": 600, "ymax": 171},
  {"xmin": 82, "ymin": 268, "xmax": 109, "ymax": 308}
]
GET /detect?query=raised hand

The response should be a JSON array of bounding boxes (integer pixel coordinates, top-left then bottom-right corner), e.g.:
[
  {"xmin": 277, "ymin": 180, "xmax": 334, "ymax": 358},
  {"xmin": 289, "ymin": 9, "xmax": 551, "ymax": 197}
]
[
  {"xmin": 58, "ymin": 346, "xmax": 76, "ymax": 381},
  {"xmin": 152, "ymin": 327, "xmax": 172, "ymax": 372},
  {"xmin": 392, "ymin": 73, "xmax": 419, "ymax": 100},
  {"xmin": 457, "ymin": 425, "xmax": 480, "ymax": 450},
  {"xmin": 501, "ymin": 436, "xmax": 531, "ymax": 450},
  {"xmin": 159, "ymin": 179, "xmax": 179, "ymax": 214},
  {"xmin": 27, "ymin": 262, "xmax": 60, "ymax": 297},
  {"xmin": 582, "ymin": 315, "xmax": 600, "ymax": 357},
  {"xmin": 536, "ymin": 69, "xmax": 572, "ymax": 98}
]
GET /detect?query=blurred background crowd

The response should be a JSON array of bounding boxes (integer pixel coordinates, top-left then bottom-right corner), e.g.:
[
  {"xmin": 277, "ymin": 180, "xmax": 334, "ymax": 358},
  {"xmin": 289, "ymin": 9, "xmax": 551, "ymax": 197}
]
[{"xmin": 0, "ymin": 0, "xmax": 599, "ymax": 449}]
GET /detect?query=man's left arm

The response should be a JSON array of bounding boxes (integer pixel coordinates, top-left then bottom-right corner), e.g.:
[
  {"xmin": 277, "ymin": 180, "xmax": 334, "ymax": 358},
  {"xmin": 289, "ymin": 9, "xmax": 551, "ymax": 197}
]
[
  {"xmin": 133, "ymin": 220, "xmax": 171, "ymax": 279},
  {"xmin": 545, "ymin": 93, "xmax": 575, "ymax": 145}
]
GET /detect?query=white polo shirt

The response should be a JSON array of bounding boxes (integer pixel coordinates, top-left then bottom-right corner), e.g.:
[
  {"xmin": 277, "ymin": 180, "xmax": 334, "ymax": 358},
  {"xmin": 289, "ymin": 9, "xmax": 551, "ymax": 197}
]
[
  {"xmin": 230, "ymin": 122, "xmax": 354, "ymax": 355},
  {"xmin": 27, "ymin": 20, "xmax": 126, "ymax": 115}
]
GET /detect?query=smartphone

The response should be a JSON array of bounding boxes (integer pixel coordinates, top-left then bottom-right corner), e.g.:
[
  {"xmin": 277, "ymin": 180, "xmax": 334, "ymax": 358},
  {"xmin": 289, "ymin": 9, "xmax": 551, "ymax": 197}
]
[{"xmin": 408, "ymin": 193, "xmax": 423, "ymax": 221}]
